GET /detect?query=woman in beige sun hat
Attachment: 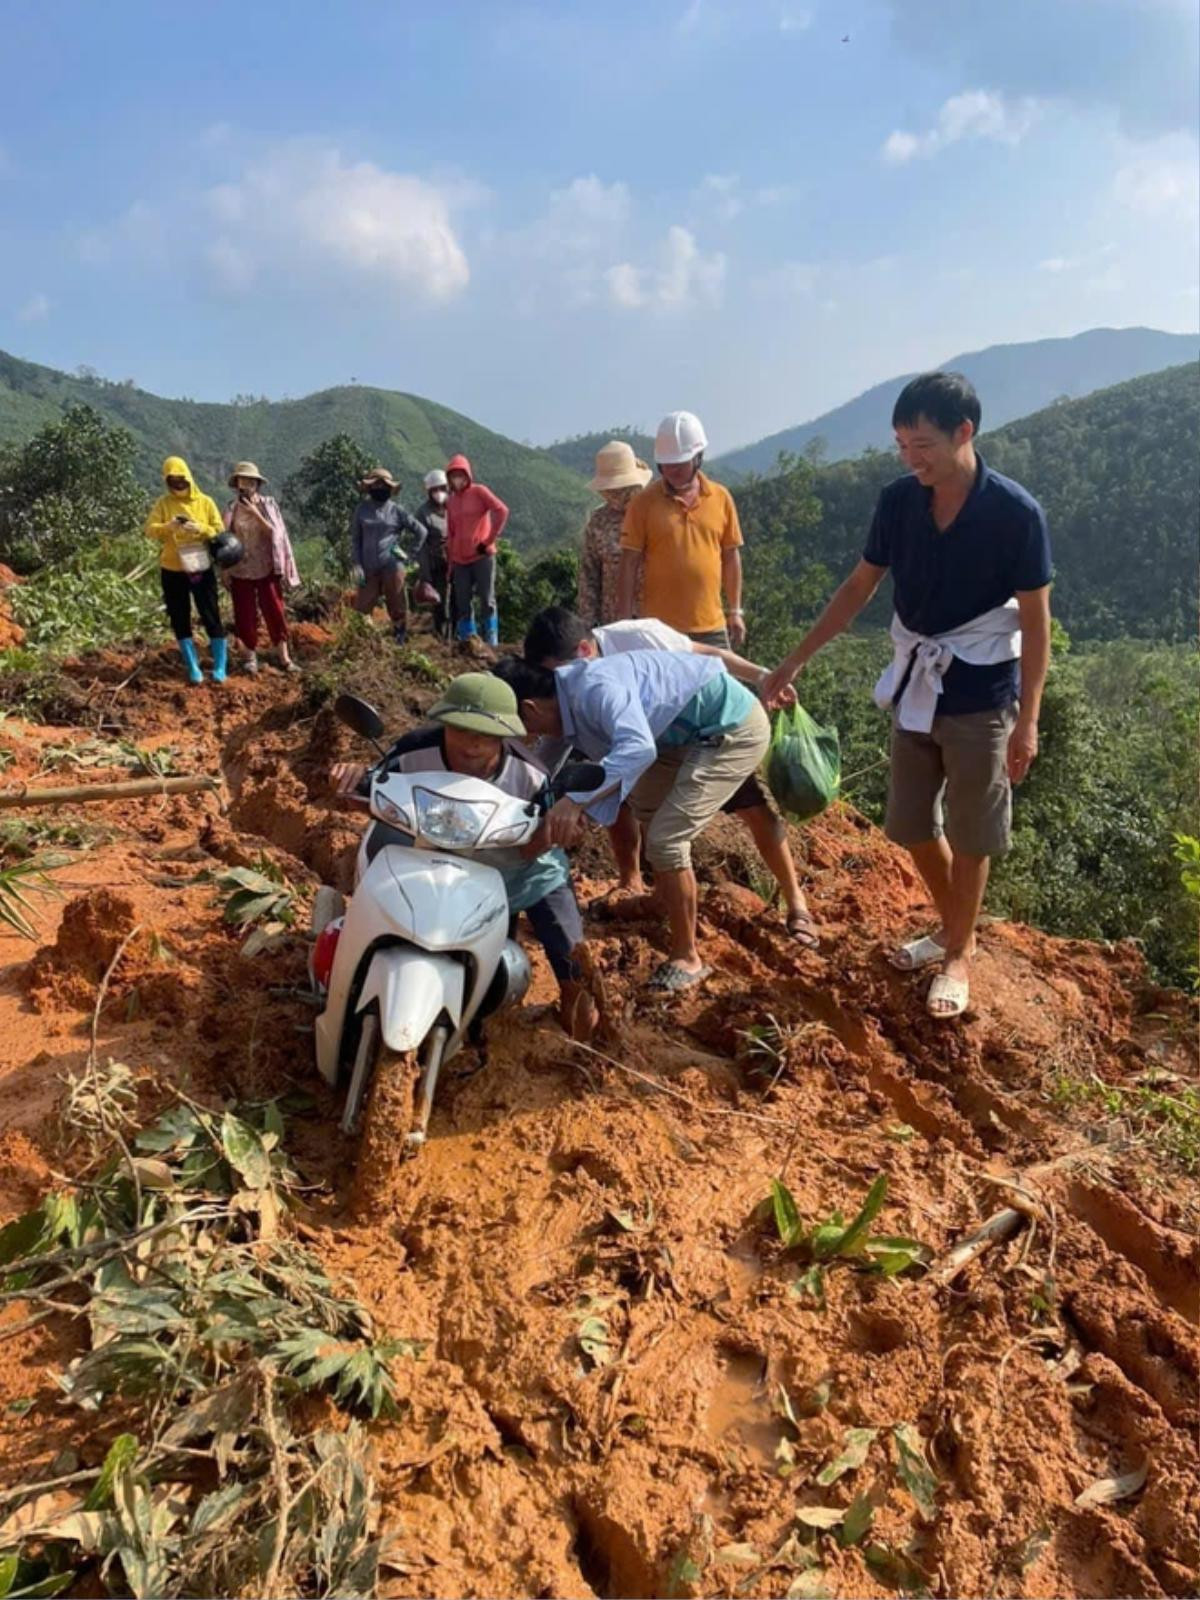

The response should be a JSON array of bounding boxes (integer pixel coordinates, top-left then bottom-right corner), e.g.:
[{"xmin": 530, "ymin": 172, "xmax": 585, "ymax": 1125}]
[
  {"xmin": 222, "ymin": 462, "xmax": 301, "ymax": 674},
  {"xmin": 576, "ymin": 439, "xmax": 652, "ymax": 627}
]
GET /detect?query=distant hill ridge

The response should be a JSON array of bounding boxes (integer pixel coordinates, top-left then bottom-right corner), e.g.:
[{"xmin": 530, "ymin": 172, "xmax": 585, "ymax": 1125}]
[
  {"xmin": 0, "ymin": 349, "xmax": 593, "ymax": 550},
  {"xmin": 711, "ymin": 327, "xmax": 1199, "ymax": 477}
]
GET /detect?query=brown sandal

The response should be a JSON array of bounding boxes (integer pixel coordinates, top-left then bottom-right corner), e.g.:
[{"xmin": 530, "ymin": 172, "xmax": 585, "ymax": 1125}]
[{"xmin": 785, "ymin": 910, "xmax": 820, "ymax": 951}]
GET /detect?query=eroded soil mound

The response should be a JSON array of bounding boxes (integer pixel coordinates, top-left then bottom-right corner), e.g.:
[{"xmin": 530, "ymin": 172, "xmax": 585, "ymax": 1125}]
[{"xmin": 0, "ymin": 624, "xmax": 1196, "ymax": 1599}]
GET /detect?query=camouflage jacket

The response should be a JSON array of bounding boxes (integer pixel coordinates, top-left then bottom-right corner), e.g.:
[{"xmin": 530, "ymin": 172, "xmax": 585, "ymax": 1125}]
[{"xmin": 576, "ymin": 504, "xmax": 641, "ymax": 626}]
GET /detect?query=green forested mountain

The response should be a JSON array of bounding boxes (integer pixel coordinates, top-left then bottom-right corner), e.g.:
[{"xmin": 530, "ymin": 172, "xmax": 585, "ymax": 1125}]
[
  {"xmin": 0, "ymin": 349, "xmax": 593, "ymax": 549},
  {"xmin": 542, "ymin": 426, "xmax": 656, "ymax": 476},
  {"xmin": 755, "ymin": 361, "xmax": 1199, "ymax": 643},
  {"xmin": 714, "ymin": 327, "xmax": 1199, "ymax": 475}
]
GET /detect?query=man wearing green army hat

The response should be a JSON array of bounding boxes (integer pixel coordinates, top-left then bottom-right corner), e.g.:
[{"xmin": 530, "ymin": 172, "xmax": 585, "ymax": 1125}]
[{"xmin": 332, "ymin": 673, "xmax": 595, "ymax": 1040}]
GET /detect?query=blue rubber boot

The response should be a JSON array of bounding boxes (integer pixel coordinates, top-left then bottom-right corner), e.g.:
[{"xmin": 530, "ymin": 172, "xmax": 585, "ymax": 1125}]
[
  {"xmin": 178, "ymin": 638, "xmax": 203, "ymax": 685},
  {"xmin": 210, "ymin": 637, "xmax": 228, "ymax": 684},
  {"xmin": 392, "ymin": 622, "xmax": 408, "ymax": 646},
  {"xmin": 456, "ymin": 616, "xmax": 477, "ymax": 642},
  {"xmin": 483, "ymin": 616, "xmax": 499, "ymax": 648}
]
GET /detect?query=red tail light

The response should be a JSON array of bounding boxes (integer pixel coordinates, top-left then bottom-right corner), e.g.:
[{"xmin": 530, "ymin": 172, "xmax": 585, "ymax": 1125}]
[{"xmin": 311, "ymin": 917, "xmax": 344, "ymax": 990}]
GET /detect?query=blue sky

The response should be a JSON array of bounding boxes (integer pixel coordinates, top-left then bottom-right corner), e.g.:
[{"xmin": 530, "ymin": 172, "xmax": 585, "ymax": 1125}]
[{"xmin": 1, "ymin": 0, "xmax": 1196, "ymax": 451}]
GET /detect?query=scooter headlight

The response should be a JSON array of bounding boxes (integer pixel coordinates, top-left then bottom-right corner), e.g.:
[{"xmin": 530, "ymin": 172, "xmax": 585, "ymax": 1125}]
[{"xmin": 413, "ymin": 787, "xmax": 495, "ymax": 849}]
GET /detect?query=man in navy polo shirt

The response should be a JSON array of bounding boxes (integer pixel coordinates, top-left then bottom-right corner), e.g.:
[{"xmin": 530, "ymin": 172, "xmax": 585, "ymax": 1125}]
[{"xmin": 763, "ymin": 372, "xmax": 1051, "ymax": 1020}]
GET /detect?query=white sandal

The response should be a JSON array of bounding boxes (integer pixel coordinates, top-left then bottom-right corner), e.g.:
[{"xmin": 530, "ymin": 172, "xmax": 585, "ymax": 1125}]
[
  {"xmin": 927, "ymin": 972, "xmax": 970, "ymax": 1019},
  {"xmin": 890, "ymin": 934, "xmax": 946, "ymax": 971}
]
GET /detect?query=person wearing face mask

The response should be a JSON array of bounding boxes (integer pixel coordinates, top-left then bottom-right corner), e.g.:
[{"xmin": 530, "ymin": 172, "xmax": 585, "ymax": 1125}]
[
  {"xmin": 445, "ymin": 454, "xmax": 508, "ymax": 648},
  {"xmin": 415, "ymin": 469, "xmax": 452, "ymax": 640},
  {"xmin": 144, "ymin": 455, "xmax": 228, "ymax": 685},
  {"xmin": 222, "ymin": 462, "xmax": 300, "ymax": 675},
  {"xmin": 576, "ymin": 440, "xmax": 652, "ymax": 628},
  {"xmin": 349, "ymin": 468, "xmax": 429, "ymax": 645}
]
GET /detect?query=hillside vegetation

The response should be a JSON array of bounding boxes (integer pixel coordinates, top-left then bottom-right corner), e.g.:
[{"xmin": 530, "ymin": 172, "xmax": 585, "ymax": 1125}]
[
  {"xmin": 0, "ymin": 350, "xmax": 593, "ymax": 550},
  {"xmin": 713, "ymin": 326, "xmax": 1199, "ymax": 474},
  {"xmin": 542, "ymin": 425, "xmax": 656, "ymax": 476}
]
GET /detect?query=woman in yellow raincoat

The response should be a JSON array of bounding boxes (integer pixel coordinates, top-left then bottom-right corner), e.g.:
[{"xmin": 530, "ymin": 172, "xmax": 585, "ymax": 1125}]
[{"xmin": 145, "ymin": 456, "xmax": 228, "ymax": 684}]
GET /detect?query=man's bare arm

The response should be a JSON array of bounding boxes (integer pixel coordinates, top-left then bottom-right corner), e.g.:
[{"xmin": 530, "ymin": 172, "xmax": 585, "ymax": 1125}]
[
  {"xmin": 761, "ymin": 559, "xmax": 886, "ymax": 704},
  {"xmin": 615, "ymin": 549, "xmax": 642, "ymax": 620}
]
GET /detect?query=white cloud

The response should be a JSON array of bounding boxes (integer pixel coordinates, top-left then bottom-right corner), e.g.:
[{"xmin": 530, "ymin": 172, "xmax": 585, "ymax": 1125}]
[
  {"xmin": 17, "ymin": 292, "xmax": 50, "ymax": 323},
  {"xmin": 1038, "ymin": 257, "xmax": 1070, "ymax": 273},
  {"xmin": 606, "ymin": 225, "xmax": 726, "ymax": 312},
  {"xmin": 883, "ymin": 89, "xmax": 1041, "ymax": 163},
  {"xmin": 202, "ymin": 142, "xmax": 470, "ymax": 301},
  {"xmin": 79, "ymin": 200, "xmax": 169, "ymax": 267},
  {"xmin": 1113, "ymin": 137, "xmax": 1200, "ymax": 218},
  {"xmin": 495, "ymin": 175, "xmax": 632, "ymax": 310},
  {"xmin": 82, "ymin": 139, "xmax": 472, "ymax": 304}
]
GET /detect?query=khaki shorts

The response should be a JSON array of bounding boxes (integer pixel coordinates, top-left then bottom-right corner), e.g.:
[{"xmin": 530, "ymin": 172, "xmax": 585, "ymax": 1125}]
[
  {"xmin": 885, "ymin": 705, "xmax": 1017, "ymax": 858},
  {"xmin": 628, "ymin": 701, "xmax": 771, "ymax": 872}
]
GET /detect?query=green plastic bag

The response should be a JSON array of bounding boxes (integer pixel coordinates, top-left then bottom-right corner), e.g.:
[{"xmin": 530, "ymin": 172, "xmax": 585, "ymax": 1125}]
[{"xmin": 766, "ymin": 704, "xmax": 841, "ymax": 823}]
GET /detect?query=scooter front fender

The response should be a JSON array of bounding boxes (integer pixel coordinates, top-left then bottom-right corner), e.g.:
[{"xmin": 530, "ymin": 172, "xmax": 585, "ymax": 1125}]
[{"xmin": 358, "ymin": 947, "xmax": 466, "ymax": 1055}]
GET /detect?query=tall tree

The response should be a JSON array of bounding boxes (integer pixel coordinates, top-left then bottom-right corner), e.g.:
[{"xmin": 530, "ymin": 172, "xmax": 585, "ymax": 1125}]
[
  {"xmin": 283, "ymin": 434, "xmax": 376, "ymax": 576},
  {"xmin": 0, "ymin": 403, "xmax": 148, "ymax": 573}
]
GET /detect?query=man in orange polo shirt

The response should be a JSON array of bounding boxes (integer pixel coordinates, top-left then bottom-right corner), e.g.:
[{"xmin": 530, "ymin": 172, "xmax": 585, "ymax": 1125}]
[{"xmin": 615, "ymin": 410, "xmax": 745, "ymax": 648}]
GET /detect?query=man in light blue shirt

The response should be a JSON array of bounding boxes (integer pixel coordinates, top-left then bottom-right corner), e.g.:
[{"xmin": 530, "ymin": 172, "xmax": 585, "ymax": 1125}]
[{"xmin": 493, "ymin": 652, "xmax": 770, "ymax": 993}]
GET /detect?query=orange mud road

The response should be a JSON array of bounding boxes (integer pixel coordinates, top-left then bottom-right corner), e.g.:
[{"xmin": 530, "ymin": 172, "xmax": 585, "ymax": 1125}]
[{"xmin": 0, "ymin": 634, "xmax": 1196, "ymax": 1598}]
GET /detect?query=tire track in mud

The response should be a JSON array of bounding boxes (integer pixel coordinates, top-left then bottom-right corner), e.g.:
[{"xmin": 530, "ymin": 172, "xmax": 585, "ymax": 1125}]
[{"xmin": 6, "ymin": 643, "xmax": 1192, "ymax": 1599}]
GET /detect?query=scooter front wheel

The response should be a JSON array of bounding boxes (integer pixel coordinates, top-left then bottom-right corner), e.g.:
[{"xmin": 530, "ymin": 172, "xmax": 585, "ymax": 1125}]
[{"xmin": 342, "ymin": 1011, "xmax": 417, "ymax": 1139}]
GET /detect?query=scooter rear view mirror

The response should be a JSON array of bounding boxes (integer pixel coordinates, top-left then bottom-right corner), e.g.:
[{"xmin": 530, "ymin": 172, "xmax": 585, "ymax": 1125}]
[
  {"xmin": 553, "ymin": 761, "xmax": 607, "ymax": 798},
  {"xmin": 334, "ymin": 693, "xmax": 387, "ymax": 749}
]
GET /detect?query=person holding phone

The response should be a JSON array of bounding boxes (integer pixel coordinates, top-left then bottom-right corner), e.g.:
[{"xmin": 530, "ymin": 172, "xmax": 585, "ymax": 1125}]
[
  {"xmin": 222, "ymin": 461, "xmax": 300, "ymax": 675},
  {"xmin": 144, "ymin": 455, "xmax": 227, "ymax": 684}
]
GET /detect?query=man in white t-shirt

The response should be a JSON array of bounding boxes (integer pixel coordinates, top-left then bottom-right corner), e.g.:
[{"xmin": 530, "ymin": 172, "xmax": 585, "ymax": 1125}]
[{"xmin": 521, "ymin": 606, "xmax": 818, "ymax": 948}]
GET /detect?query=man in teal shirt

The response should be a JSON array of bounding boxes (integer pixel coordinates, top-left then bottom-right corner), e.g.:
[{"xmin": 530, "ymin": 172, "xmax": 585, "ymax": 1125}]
[{"xmin": 494, "ymin": 650, "xmax": 769, "ymax": 993}]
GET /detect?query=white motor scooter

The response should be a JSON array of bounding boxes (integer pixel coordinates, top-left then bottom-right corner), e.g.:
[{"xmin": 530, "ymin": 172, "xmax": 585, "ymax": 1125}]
[{"xmin": 310, "ymin": 693, "xmax": 601, "ymax": 1151}]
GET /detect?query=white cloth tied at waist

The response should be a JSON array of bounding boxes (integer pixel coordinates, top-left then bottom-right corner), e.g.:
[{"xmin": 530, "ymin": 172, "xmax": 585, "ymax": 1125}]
[{"xmin": 874, "ymin": 600, "xmax": 1021, "ymax": 733}]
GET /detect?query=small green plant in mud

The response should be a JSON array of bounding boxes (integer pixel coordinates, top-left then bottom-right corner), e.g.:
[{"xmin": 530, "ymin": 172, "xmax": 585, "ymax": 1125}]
[
  {"xmin": 765, "ymin": 1174, "xmax": 931, "ymax": 1307},
  {"xmin": 0, "ymin": 1094, "xmax": 422, "ymax": 1598},
  {"xmin": 37, "ymin": 737, "xmax": 180, "ymax": 777},
  {"xmin": 686, "ymin": 1422, "xmax": 939, "ymax": 1597},
  {"xmin": 206, "ymin": 858, "xmax": 297, "ymax": 957},
  {"xmin": 0, "ymin": 852, "xmax": 67, "ymax": 939},
  {"xmin": 395, "ymin": 645, "xmax": 446, "ymax": 688},
  {"xmin": 1048, "ymin": 1068, "xmax": 1200, "ymax": 1174},
  {"xmin": 0, "ymin": 814, "xmax": 112, "ymax": 861}
]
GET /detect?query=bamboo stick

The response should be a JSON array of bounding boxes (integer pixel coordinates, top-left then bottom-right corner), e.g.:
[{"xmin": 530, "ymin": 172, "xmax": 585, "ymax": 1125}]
[{"xmin": 0, "ymin": 774, "xmax": 220, "ymax": 809}]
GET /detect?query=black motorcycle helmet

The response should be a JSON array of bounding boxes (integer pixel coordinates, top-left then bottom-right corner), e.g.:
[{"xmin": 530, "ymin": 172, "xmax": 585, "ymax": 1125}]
[{"xmin": 210, "ymin": 530, "xmax": 244, "ymax": 569}]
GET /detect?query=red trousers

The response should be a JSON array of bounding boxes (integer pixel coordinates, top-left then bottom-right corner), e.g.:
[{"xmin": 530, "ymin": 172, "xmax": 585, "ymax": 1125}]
[{"xmin": 230, "ymin": 576, "xmax": 288, "ymax": 650}]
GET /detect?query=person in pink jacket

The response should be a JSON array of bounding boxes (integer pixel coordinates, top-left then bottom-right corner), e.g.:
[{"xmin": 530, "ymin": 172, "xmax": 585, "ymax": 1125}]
[
  {"xmin": 222, "ymin": 461, "xmax": 301, "ymax": 674},
  {"xmin": 445, "ymin": 454, "xmax": 508, "ymax": 646}
]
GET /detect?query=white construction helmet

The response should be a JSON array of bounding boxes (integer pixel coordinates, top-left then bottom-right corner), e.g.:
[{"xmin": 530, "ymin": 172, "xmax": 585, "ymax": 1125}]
[
  {"xmin": 654, "ymin": 410, "xmax": 708, "ymax": 464},
  {"xmin": 423, "ymin": 469, "xmax": 449, "ymax": 490}
]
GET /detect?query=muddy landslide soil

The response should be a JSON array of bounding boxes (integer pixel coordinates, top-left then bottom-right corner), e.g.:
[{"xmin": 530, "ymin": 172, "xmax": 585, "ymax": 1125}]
[{"xmin": 0, "ymin": 633, "xmax": 1196, "ymax": 1600}]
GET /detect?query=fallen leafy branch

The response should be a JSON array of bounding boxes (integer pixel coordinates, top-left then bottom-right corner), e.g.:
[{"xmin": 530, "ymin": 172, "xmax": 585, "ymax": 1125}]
[{"xmin": 0, "ymin": 1091, "xmax": 419, "ymax": 1597}]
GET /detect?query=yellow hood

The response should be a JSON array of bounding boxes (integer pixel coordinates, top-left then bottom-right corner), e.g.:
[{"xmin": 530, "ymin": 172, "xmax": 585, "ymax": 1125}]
[
  {"xmin": 162, "ymin": 455, "xmax": 195, "ymax": 494},
  {"xmin": 147, "ymin": 456, "xmax": 223, "ymax": 570}
]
